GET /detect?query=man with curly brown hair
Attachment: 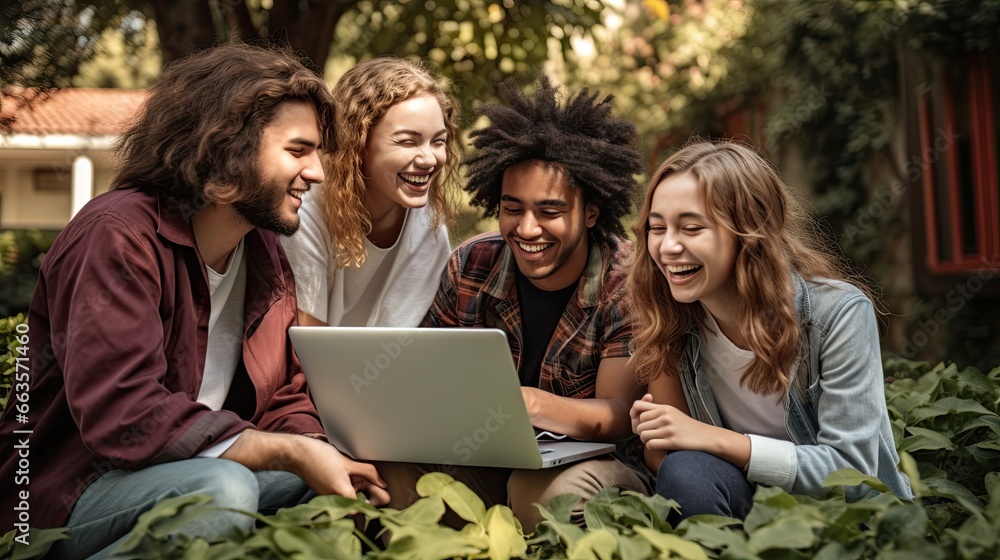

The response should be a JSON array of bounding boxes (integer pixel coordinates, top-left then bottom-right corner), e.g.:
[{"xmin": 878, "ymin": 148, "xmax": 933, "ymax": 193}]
[
  {"xmin": 379, "ymin": 76, "xmax": 649, "ymax": 532},
  {"xmin": 0, "ymin": 43, "xmax": 387, "ymax": 559}
]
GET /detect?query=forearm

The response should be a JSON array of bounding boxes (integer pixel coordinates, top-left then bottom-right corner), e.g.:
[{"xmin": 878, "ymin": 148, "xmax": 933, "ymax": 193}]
[
  {"xmin": 525, "ymin": 389, "xmax": 634, "ymax": 440},
  {"xmin": 220, "ymin": 429, "xmax": 297, "ymax": 472},
  {"xmin": 704, "ymin": 426, "xmax": 752, "ymax": 470}
]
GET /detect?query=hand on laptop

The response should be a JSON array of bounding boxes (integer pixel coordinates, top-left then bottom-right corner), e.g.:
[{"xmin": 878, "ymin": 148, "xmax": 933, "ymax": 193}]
[{"xmin": 221, "ymin": 429, "xmax": 390, "ymax": 505}]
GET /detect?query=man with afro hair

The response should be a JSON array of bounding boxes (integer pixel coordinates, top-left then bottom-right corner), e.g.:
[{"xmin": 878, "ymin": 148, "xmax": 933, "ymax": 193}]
[{"xmin": 378, "ymin": 76, "xmax": 650, "ymax": 532}]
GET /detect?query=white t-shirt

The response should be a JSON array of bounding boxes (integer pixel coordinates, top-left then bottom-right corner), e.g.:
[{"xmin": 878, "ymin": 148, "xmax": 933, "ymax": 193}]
[
  {"xmin": 281, "ymin": 189, "xmax": 451, "ymax": 327},
  {"xmin": 699, "ymin": 307, "xmax": 789, "ymax": 441},
  {"xmin": 199, "ymin": 238, "xmax": 246, "ymax": 411},
  {"xmin": 197, "ymin": 239, "xmax": 247, "ymax": 458}
]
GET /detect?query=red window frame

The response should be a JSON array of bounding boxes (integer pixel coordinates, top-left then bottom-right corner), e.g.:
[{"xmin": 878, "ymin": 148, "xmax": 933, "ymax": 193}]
[{"xmin": 917, "ymin": 54, "xmax": 999, "ymax": 273}]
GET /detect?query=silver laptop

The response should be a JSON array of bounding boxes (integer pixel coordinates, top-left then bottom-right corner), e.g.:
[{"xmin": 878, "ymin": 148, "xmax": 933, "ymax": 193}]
[{"xmin": 289, "ymin": 326, "xmax": 615, "ymax": 469}]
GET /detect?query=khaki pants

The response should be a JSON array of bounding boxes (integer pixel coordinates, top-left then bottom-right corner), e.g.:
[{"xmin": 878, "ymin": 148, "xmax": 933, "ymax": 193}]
[{"xmin": 376, "ymin": 457, "xmax": 645, "ymax": 533}]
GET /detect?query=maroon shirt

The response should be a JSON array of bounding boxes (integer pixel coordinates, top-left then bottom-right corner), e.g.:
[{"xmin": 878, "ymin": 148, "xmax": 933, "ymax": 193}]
[{"xmin": 0, "ymin": 188, "xmax": 323, "ymax": 530}]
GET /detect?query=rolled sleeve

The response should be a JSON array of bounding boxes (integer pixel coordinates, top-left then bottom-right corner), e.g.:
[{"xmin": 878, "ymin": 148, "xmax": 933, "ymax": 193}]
[
  {"xmin": 746, "ymin": 434, "xmax": 797, "ymax": 491},
  {"xmin": 196, "ymin": 434, "xmax": 241, "ymax": 458}
]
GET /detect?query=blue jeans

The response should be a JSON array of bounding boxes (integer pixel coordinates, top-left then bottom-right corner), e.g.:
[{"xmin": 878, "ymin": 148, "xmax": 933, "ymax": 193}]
[
  {"xmin": 51, "ymin": 458, "xmax": 309, "ymax": 560},
  {"xmin": 655, "ymin": 450, "xmax": 755, "ymax": 524}
]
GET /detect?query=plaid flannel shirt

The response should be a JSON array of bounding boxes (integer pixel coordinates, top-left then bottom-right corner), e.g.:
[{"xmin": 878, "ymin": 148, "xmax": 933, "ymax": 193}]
[{"xmin": 422, "ymin": 231, "xmax": 634, "ymax": 398}]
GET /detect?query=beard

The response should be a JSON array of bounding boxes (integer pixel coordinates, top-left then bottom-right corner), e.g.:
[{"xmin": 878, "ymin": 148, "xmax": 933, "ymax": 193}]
[{"xmin": 232, "ymin": 171, "xmax": 300, "ymax": 236}]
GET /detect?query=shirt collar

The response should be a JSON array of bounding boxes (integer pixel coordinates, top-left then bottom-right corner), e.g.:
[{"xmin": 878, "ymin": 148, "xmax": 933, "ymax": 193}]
[{"xmin": 482, "ymin": 233, "xmax": 611, "ymax": 309}]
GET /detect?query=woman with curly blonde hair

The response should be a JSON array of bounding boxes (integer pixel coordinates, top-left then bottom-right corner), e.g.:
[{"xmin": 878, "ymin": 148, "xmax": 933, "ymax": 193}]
[
  {"xmin": 282, "ymin": 56, "xmax": 460, "ymax": 327},
  {"xmin": 627, "ymin": 140, "xmax": 911, "ymax": 522}
]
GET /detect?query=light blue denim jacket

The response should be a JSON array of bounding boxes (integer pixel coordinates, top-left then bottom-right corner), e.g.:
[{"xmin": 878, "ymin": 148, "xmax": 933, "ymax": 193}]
[{"xmin": 678, "ymin": 274, "xmax": 913, "ymax": 501}]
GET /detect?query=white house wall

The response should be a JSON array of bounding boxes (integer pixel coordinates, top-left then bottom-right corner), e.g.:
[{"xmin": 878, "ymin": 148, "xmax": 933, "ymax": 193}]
[{"xmin": 0, "ymin": 138, "xmax": 116, "ymax": 229}]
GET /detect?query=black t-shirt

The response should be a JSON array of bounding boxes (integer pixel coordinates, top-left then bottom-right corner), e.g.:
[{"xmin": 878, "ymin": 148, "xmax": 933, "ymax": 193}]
[{"xmin": 515, "ymin": 269, "xmax": 579, "ymax": 388}]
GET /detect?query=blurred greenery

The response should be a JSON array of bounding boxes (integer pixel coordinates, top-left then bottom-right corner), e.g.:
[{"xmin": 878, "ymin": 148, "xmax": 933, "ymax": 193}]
[{"xmin": 0, "ymin": 231, "xmax": 57, "ymax": 318}]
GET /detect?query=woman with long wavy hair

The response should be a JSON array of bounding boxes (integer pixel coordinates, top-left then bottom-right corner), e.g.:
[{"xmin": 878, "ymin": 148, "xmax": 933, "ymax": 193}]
[
  {"xmin": 628, "ymin": 140, "xmax": 912, "ymax": 522},
  {"xmin": 282, "ymin": 57, "xmax": 460, "ymax": 327}
]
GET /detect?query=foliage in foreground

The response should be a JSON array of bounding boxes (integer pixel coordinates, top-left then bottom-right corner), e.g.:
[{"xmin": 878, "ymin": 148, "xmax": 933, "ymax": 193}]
[
  {"xmin": 0, "ymin": 314, "xmax": 28, "ymax": 411},
  {"xmin": 4, "ymin": 468, "xmax": 998, "ymax": 560},
  {"xmin": 3, "ymin": 359, "xmax": 998, "ymax": 559}
]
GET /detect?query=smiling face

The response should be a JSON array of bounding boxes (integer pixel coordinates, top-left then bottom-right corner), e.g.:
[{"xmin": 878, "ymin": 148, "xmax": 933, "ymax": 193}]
[
  {"xmin": 646, "ymin": 171, "xmax": 739, "ymax": 316},
  {"xmin": 499, "ymin": 160, "xmax": 599, "ymax": 291},
  {"xmin": 361, "ymin": 93, "xmax": 448, "ymax": 215},
  {"xmin": 234, "ymin": 100, "xmax": 324, "ymax": 236}
]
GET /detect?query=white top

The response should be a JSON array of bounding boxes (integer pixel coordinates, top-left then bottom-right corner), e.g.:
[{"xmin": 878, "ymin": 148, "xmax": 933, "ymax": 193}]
[
  {"xmin": 199, "ymin": 238, "xmax": 246, "ymax": 410},
  {"xmin": 197, "ymin": 239, "xmax": 247, "ymax": 458},
  {"xmin": 281, "ymin": 189, "xmax": 451, "ymax": 327},
  {"xmin": 700, "ymin": 307, "xmax": 789, "ymax": 441}
]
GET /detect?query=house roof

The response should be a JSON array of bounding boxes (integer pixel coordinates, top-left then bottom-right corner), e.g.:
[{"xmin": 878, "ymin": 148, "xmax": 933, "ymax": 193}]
[{"xmin": 1, "ymin": 88, "xmax": 147, "ymax": 136}]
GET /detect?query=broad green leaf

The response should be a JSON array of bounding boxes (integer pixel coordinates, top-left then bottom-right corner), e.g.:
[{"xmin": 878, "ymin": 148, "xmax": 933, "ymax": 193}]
[
  {"xmin": 956, "ymin": 367, "xmax": 995, "ymax": 398},
  {"xmin": 923, "ymin": 478, "xmax": 984, "ymax": 515},
  {"xmin": 678, "ymin": 522, "xmax": 751, "ymax": 557},
  {"xmin": 822, "ymin": 468, "xmax": 890, "ymax": 494},
  {"xmin": 179, "ymin": 538, "xmax": 210, "ymax": 560},
  {"xmin": 567, "ymin": 528, "xmax": 618, "ymax": 560},
  {"xmin": 746, "ymin": 517, "xmax": 820, "ymax": 553},
  {"xmin": 890, "ymin": 418, "xmax": 905, "ymax": 447},
  {"xmin": 281, "ymin": 493, "xmax": 382, "ymax": 524},
  {"xmin": 8, "ymin": 527, "xmax": 68, "ymax": 560},
  {"xmin": 273, "ymin": 525, "xmax": 357, "ymax": 558},
  {"xmin": 913, "ymin": 371, "xmax": 943, "ymax": 396},
  {"xmin": 886, "ymin": 392, "xmax": 929, "ymax": 420},
  {"xmin": 743, "ymin": 486, "xmax": 797, "ymax": 533},
  {"xmin": 899, "ymin": 427, "xmax": 955, "ymax": 452},
  {"xmin": 483, "ymin": 505, "xmax": 527, "ymax": 560},
  {"xmin": 985, "ymin": 472, "xmax": 1000, "ymax": 506},
  {"xmin": 582, "ymin": 496, "xmax": 616, "ymax": 531},
  {"xmin": 944, "ymin": 514, "xmax": 996, "ymax": 558},
  {"xmin": 242, "ymin": 528, "xmax": 285, "ymax": 556},
  {"xmin": 617, "ymin": 534, "xmax": 655, "ymax": 560},
  {"xmin": 311, "ymin": 522, "xmax": 362, "ymax": 557},
  {"xmin": 114, "ymin": 494, "xmax": 214, "ymax": 553},
  {"xmin": 583, "ymin": 488, "xmax": 621, "ymax": 530},
  {"xmin": 959, "ymin": 415, "xmax": 1000, "ymax": 437},
  {"xmin": 883, "ymin": 358, "xmax": 928, "ymax": 379},
  {"xmin": 812, "ymin": 541, "xmax": 867, "ymax": 560},
  {"xmin": 933, "ymin": 397, "xmax": 995, "ymax": 417},
  {"xmin": 382, "ymin": 496, "xmax": 446, "ymax": 528},
  {"xmin": 906, "ymin": 404, "xmax": 949, "ymax": 424},
  {"xmin": 542, "ymin": 493, "xmax": 582, "ymax": 524},
  {"xmin": 614, "ymin": 491, "xmax": 679, "ymax": 531},
  {"xmin": 634, "ymin": 527, "xmax": 710, "ymax": 560},
  {"xmin": 875, "ymin": 503, "xmax": 928, "ymax": 545},
  {"xmin": 382, "ymin": 523, "xmax": 484, "ymax": 560},
  {"xmin": 877, "ymin": 551, "xmax": 946, "ymax": 560},
  {"xmin": 415, "ymin": 472, "xmax": 487, "ymax": 524},
  {"xmin": 898, "ymin": 451, "xmax": 924, "ymax": 498},
  {"xmin": 529, "ymin": 516, "xmax": 586, "ymax": 548}
]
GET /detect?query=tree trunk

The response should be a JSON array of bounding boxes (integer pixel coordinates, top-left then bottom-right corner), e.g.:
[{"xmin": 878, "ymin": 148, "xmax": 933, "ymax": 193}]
[
  {"xmin": 266, "ymin": 0, "xmax": 356, "ymax": 71},
  {"xmin": 149, "ymin": 0, "xmax": 217, "ymax": 64}
]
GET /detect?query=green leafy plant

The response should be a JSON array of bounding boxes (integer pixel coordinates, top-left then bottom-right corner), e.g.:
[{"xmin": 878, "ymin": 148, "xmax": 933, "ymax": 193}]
[
  {"xmin": 0, "ymin": 313, "xmax": 28, "ymax": 411},
  {"xmin": 3, "ymin": 361, "xmax": 998, "ymax": 559},
  {"xmin": 884, "ymin": 359, "xmax": 1000, "ymax": 527}
]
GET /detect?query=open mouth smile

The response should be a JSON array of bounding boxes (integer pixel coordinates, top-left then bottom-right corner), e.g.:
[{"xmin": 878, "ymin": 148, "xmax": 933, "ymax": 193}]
[
  {"xmin": 399, "ymin": 172, "xmax": 432, "ymax": 188},
  {"xmin": 518, "ymin": 242, "xmax": 553, "ymax": 253},
  {"xmin": 665, "ymin": 263, "xmax": 702, "ymax": 276}
]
